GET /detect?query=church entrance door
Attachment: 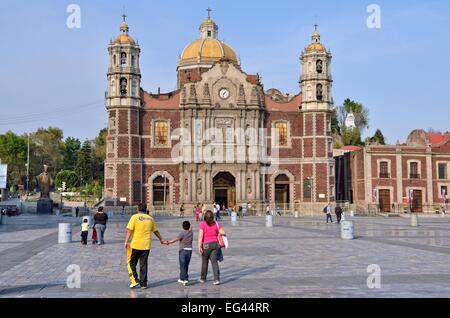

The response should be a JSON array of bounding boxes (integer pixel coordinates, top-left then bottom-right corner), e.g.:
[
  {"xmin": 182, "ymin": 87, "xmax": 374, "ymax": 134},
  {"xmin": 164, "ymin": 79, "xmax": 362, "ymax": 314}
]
[{"xmin": 213, "ymin": 172, "xmax": 236, "ymax": 209}]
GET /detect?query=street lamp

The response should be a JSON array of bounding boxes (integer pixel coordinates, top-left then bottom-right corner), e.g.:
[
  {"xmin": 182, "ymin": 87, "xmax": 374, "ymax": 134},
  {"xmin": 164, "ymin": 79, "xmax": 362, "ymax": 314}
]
[{"xmin": 161, "ymin": 174, "xmax": 167, "ymax": 211}]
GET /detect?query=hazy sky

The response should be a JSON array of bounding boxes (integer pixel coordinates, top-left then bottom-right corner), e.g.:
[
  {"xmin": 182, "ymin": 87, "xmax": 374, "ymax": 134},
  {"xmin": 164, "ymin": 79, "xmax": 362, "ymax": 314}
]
[{"xmin": 1, "ymin": 0, "xmax": 449, "ymax": 143}]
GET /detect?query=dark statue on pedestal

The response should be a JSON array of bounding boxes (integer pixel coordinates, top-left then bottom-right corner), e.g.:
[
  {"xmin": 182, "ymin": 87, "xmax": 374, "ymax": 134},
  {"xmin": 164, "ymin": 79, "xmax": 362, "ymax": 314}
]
[{"xmin": 36, "ymin": 165, "xmax": 54, "ymax": 215}]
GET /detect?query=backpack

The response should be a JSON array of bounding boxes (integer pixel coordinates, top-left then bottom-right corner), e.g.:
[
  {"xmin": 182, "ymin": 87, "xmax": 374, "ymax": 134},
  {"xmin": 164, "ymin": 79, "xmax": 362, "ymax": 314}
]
[{"xmin": 323, "ymin": 206, "xmax": 327, "ymax": 213}]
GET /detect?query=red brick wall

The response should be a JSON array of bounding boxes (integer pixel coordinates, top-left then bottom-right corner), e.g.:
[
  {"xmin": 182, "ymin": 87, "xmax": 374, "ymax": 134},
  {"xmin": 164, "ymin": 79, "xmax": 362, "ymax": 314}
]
[
  {"xmin": 118, "ymin": 136, "xmax": 129, "ymax": 158},
  {"xmin": 118, "ymin": 110, "xmax": 128, "ymax": 134},
  {"xmin": 117, "ymin": 164, "xmax": 130, "ymax": 202},
  {"xmin": 316, "ymin": 163, "xmax": 328, "ymax": 202},
  {"xmin": 304, "ymin": 138, "xmax": 313, "ymax": 158}
]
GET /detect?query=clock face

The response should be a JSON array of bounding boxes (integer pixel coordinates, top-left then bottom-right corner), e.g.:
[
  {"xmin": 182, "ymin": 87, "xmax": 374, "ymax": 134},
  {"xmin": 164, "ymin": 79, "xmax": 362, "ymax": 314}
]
[{"xmin": 219, "ymin": 88, "xmax": 230, "ymax": 100}]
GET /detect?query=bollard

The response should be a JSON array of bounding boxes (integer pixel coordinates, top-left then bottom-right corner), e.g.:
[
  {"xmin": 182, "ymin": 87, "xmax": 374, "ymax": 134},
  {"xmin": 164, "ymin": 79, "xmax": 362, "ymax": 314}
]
[
  {"xmin": 341, "ymin": 221, "xmax": 354, "ymax": 240},
  {"xmin": 72, "ymin": 207, "xmax": 76, "ymax": 217},
  {"xmin": 294, "ymin": 211, "xmax": 299, "ymax": 218},
  {"xmin": 350, "ymin": 210, "xmax": 355, "ymax": 217},
  {"xmin": 411, "ymin": 213, "xmax": 418, "ymax": 227},
  {"xmin": 231, "ymin": 212, "xmax": 237, "ymax": 225},
  {"xmin": 58, "ymin": 223, "xmax": 72, "ymax": 244},
  {"xmin": 266, "ymin": 214, "xmax": 273, "ymax": 228}
]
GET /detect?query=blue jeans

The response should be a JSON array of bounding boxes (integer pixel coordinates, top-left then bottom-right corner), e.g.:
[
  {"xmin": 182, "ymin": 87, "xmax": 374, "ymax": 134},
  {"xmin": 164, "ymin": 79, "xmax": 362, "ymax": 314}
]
[
  {"xmin": 95, "ymin": 224, "xmax": 106, "ymax": 243},
  {"xmin": 179, "ymin": 249, "xmax": 192, "ymax": 281},
  {"xmin": 326, "ymin": 214, "xmax": 333, "ymax": 223}
]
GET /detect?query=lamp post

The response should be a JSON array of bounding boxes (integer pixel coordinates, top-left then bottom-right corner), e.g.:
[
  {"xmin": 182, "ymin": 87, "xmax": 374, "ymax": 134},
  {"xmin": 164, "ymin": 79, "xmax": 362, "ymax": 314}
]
[{"xmin": 161, "ymin": 174, "xmax": 167, "ymax": 211}]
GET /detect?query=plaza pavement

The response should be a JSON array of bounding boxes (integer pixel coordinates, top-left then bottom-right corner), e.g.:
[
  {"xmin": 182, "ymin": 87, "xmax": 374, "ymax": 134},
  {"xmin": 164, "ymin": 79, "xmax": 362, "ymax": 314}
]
[{"xmin": 0, "ymin": 213, "xmax": 450, "ymax": 298}]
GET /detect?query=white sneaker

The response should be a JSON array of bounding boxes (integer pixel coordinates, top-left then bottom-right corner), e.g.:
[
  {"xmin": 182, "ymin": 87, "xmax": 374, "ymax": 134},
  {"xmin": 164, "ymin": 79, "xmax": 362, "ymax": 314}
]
[
  {"xmin": 177, "ymin": 279, "xmax": 185, "ymax": 284},
  {"xmin": 213, "ymin": 281, "xmax": 221, "ymax": 285},
  {"xmin": 129, "ymin": 283, "xmax": 140, "ymax": 289},
  {"xmin": 183, "ymin": 280, "xmax": 189, "ymax": 286}
]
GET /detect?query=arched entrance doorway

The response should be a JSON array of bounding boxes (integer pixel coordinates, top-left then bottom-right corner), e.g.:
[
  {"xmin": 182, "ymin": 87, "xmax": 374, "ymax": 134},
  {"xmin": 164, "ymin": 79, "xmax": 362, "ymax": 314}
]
[
  {"xmin": 153, "ymin": 176, "xmax": 169, "ymax": 209},
  {"xmin": 213, "ymin": 172, "xmax": 236, "ymax": 209},
  {"xmin": 275, "ymin": 174, "xmax": 290, "ymax": 210}
]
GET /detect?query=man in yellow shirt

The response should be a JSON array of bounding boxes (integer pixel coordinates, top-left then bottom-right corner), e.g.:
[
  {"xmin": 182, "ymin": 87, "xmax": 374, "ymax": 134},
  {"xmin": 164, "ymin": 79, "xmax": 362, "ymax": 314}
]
[{"xmin": 124, "ymin": 203, "xmax": 164, "ymax": 289}]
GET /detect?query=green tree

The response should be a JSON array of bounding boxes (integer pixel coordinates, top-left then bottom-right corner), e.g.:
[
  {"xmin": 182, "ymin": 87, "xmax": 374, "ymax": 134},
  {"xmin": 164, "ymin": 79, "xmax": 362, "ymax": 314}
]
[
  {"xmin": 370, "ymin": 129, "xmax": 386, "ymax": 145},
  {"xmin": 76, "ymin": 140, "xmax": 93, "ymax": 187},
  {"xmin": 332, "ymin": 98, "xmax": 370, "ymax": 146},
  {"xmin": 0, "ymin": 132, "xmax": 27, "ymax": 186},
  {"xmin": 342, "ymin": 128, "xmax": 362, "ymax": 146},
  {"xmin": 92, "ymin": 128, "xmax": 107, "ymax": 184},
  {"xmin": 31, "ymin": 127, "xmax": 64, "ymax": 176},
  {"xmin": 55, "ymin": 170, "xmax": 79, "ymax": 189},
  {"xmin": 63, "ymin": 137, "xmax": 81, "ymax": 171}
]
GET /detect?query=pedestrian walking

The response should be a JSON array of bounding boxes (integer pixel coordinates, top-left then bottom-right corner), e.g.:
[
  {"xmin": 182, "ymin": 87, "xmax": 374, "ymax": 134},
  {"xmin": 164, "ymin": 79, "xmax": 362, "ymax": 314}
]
[
  {"xmin": 201, "ymin": 204, "xmax": 207, "ymax": 221},
  {"xmin": 266, "ymin": 206, "xmax": 271, "ymax": 216},
  {"xmin": 164, "ymin": 221, "xmax": 193, "ymax": 286},
  {"xmin": 81, "ymin": 218, "xmax": 89, "ymax": 245},
  {"xmin": 180, "ymin": 203, "xmax": 185, "ymax": 218},
  {"xmin": 335, "ymin": 205, "xmax": 343, "ymax": 224},
  {"xmin": 76, "ymin": 206, "xmax": 79, "ymax": 218},
  {"xmin": 198, "ymin": 210, "xmax": 226, "ymax": 285},
  {"xmin": 276, "ymin": 206, "xmax": 282, "ymax": 216},
  {"xmin": 124, "ymin": 203, "xmax": 165, "ymax": 289},
  {"xmin": 324, "ymin": 203, "xmax": 333, "ymax": 223},
  {"xmin": 238, "ymin": 205, "xmax": 243, "ymax": 219},
  {"xmin": 94, "ymin": 207, "xmax": 109, "ymax": 245}
]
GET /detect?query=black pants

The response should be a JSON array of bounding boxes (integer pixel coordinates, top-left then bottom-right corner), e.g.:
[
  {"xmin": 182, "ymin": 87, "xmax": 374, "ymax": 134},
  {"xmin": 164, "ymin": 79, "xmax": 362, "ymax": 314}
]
[
  {"xmin": 336, "ymin": 214, "xmax": 342, "ymax": 224},
  {"xmin": 81, "ymin": 231, "xmax": 88, "ymax": 245},
  {"xmin": 129, "ymin": 249, "xmax": 150, "ymax": 286},
  {"xmin": 201, "ymin": 242, "xmax": 220, "ymax": 282}
]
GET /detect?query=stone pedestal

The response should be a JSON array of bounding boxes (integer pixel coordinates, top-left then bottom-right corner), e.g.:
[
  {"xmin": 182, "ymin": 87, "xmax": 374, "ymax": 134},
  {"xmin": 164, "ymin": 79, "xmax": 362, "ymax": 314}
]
[{"xmin": 37, "ymin": 199, "xmax": 53, "ymax": 215}]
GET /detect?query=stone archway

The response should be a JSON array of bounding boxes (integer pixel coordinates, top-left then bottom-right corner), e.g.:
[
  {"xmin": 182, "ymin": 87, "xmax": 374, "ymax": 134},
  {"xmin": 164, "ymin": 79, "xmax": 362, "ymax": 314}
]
[
  {"xmin": 213, "ymin": 172, "xmax": 236, "ymax": 209},
  {"xmin": 270, "ymin": 171, "xmax": 295, "ymax": 211},
  {"xmin": 148, "ymin": 171, "xmax": 174, "ymax": 211}
]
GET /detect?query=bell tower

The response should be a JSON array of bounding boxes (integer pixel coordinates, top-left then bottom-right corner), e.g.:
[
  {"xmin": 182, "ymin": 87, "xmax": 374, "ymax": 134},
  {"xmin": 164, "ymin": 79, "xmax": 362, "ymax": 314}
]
[
  {"xmin": 300, "ymin": 26, "xmax": 335, "ymax": 204},
  {"xmin": 104, "ymin": 15, "xmax": 143, "ymax": 206}
]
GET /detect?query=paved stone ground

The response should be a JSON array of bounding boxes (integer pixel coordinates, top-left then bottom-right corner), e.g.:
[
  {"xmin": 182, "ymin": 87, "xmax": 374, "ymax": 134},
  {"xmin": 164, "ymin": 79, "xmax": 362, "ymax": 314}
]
[{"xmin": 0, "ymin": 214, "xmax": 450, "ymax": 298}]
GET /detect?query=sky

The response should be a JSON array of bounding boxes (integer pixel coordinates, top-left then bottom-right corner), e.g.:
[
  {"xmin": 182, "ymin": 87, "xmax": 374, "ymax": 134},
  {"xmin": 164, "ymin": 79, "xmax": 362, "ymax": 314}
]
[{"xmin": 0, "ymin": 0, "xmax": 449, "ymax": 144}]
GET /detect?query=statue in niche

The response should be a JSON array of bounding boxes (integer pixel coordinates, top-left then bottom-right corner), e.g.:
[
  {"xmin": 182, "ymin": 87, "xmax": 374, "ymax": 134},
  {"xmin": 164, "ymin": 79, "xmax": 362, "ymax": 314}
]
[
  {"xmin": 120, "ymin": 78, "xmax": 128, "ymax": 96},
  {"xmin": 247, "ymin": 177, "xmax": 252, "ymax": 194},
  {"xmin": 184, "ymin": 178, "xmax": 188, "ymax": 196},
  {"xmin": 197, "ymin": 177, "xmax": 202, "ymax": 195}
]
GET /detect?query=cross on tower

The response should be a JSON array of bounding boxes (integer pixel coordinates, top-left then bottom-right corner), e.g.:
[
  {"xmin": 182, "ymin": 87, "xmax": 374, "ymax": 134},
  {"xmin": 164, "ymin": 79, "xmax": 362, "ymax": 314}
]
[
  {"xmin": 122, "ymin": 14, "xmax": 127, "ymax": 22},
  {"xmin": 314, "ymin": 23, "xmax": 319, "ymax": 31},
  {"xmin": 207, "ymin": 7, "xmax": 212, "ymax": 19}
]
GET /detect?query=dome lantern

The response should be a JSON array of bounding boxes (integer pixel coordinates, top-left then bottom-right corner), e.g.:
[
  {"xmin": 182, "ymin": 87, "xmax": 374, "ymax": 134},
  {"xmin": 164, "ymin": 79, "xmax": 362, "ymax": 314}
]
[{"xmin": 200, "ymin": 7, "xmax": 218, "ymax": 39}]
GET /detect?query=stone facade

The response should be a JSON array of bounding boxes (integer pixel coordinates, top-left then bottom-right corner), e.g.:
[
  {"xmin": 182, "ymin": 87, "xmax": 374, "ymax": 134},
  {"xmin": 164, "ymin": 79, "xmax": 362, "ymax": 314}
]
[{"xmin": 104, "ymin": 16, "xmax": 336, "ymax": 213}]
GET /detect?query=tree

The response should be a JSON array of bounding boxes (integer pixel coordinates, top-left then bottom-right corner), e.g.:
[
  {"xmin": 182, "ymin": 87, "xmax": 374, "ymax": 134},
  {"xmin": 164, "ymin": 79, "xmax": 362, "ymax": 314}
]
[
  {"xmin": 331, "ymin": 98, "xmax": 370, "ymax": 146},
  {"xmin": 370, "ymin": 129, "xmax": 386, "ymax": 145},
  {"xmin": 76, "ymin": 140, "xmax": 93, "ymax": 186},
  {"xmin": 63, "ymin": 137, "xmax": 81, "ymax": 171},
  {"xmin": 55, "ymin": 170, "xmax": 79, "ymax": 189},
  {"xmin": 31, "ymin": 127, "xmax": 64, "ymax": 176},
  {"xmin": 92, "ymin": 128, "xmax": 107, "ymax": 184},
  {"xmin": 0, "ymin": 132, "xmax": 27, "ymax": 186}
]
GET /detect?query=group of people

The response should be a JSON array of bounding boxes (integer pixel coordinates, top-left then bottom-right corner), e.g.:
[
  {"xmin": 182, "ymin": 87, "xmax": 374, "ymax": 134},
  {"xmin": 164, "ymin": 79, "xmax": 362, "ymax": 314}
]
[
  {"xmin": 323, "ymin": 203, "xmax": 344, "ymax": 224},
  {"xmin": 124, "ymin": 203, "xmax": 226, "ymax": 288},
  {"xmin": 80, "ymin": 206, "xmax": 109, "ymax": 245},
  {"xmin": 192, "ymin": 202, "xmax": 225, "ymax": 222}
]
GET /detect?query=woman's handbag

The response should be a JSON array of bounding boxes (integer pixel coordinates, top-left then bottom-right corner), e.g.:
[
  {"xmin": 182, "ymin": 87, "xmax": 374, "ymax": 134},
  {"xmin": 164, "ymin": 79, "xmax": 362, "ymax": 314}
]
[{"xmin": 216, "ymin": 223, "xmax": 228, "ymax": 248}]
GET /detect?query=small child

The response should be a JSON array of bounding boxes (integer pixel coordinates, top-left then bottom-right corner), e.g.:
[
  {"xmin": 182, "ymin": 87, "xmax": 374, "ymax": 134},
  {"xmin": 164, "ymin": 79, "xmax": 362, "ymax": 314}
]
[
  {"xmin": 81, "ymin": 219, "xmax": 89, "ymax": 245},
  {"xmin": 165, "ymin": 221, "xmax": 193, "ymax": 286}
]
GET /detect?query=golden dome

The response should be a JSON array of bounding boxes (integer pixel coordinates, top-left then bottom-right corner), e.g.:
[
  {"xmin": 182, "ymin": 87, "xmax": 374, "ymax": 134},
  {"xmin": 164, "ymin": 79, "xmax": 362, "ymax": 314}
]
[
  {"xmin": 306, "ymin": 43, "xmax": 325, "ymax": 53},
  {"xmin": 180, "ymin": 38, "xmax": 238, "ymax": 64},
  {"xmin": 113, "ymin": 15, "xmax": 136, "ymax": 45},
  {"xmin": 114, "ymin": 34, "xmax": 136, "ymax": 45}
]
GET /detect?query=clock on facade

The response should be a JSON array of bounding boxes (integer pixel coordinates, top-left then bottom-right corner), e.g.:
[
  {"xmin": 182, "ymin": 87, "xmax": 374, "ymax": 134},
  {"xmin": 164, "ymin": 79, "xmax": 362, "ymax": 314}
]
[{"xmin": 219, "ymin": 88, "xmax": 230, "ymax": 100}]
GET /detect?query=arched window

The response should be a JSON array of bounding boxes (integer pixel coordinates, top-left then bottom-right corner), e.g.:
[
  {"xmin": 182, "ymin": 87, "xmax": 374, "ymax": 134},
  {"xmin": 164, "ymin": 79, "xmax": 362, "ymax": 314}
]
[
  {"xmin": 120, "ymin": 78, "xmax": 127, "ymax": 96},
  {"xmin": 121, "ymin": 52, "xmax": 127, "ymax": 65},
  {"xmin": 316, "ymin": 84, "xmax": 323, "ymax": 101},
  {"xmin": 316, "ymin": 60, "xmax": 323, "ymax": 73},
  {"xmin": 275, "ymin": 174, "xmax": 290, "ymax": 210},
  {"xmin": 113, "ymin": 55, "xmax": 117, "ymax": 66},
  {"xmin": 154, "ymin": 121, "xmax": 169, "ymax": 146},
  {"xmin": 131, "ymin": 55, "xmax": 135, "ymax": 67}
]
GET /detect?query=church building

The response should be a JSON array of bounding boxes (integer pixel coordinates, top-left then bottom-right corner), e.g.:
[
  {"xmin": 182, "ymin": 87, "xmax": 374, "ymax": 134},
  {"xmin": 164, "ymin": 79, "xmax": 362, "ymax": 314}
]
[{"xmin": 104, "ymin": 12, "xmax": 335, "ymax": 213}]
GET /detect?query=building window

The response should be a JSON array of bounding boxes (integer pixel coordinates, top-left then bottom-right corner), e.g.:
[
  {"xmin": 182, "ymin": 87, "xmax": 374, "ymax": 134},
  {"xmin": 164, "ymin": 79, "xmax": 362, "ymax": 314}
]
[
  {"xmin": 131, "ymin": 55, "xmax": 135, "ymax": 67},
  {"xmin": 120, "ymin": 78, "xmax": 127, "ymax": 96},
  {"xmin": 275, "ymin": 122, "xmax": 288, "ymax": 147},
  {"xmin": 316, "ymin": 84, "xmax": 323, "ymax": 101},
  {"xmin": 303, "ymin": 178, "xmax": 313, "ymax": 199},
  {"xmin": 410, "ymin": 162, "xmax": 419, "ymax": 179},
  {"xmin": 113, "ymin": 55, "xmax": 117, "ymax": 65},
  {"xmin": 379, "ymin": 161, "xmax": 389, "ymax": 178},
  {"xmin": 133, "ymin": 181, "xmax": 141, "ymax": 202},
  {"xmin": 330, "ymin": 164, "xmax": 335, "ymax": 177},
  {"xmin": 316, "ymin": 60, "xmax": 323, "ymax": 74},
  {"xmin": 154, "ymin": 121, "xmax": 169, "ymax": 146},
  {"xmin": 132, "ymin": 80, "xmax": 138, "ymax": 97},
  {"xmin": 438, "ymin": 163, "xmax": 447, "ymax": 180}
]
